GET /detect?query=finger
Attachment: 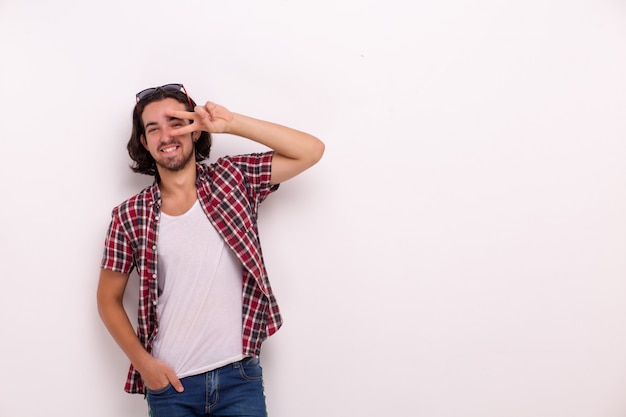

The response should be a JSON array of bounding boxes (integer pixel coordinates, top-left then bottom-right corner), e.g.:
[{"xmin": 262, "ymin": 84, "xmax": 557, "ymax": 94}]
[
  {"xmin": 196, "ymin": 104, "xmax": 218, "ymax": 124},
  {"xmin": 199, "ymin": 101, "xmax": 217, "ymax": 118},
  {"xmin": 170, "ymin": 123, "xmax": 200, "ymax": 137},
  {"xmin": 194, "ymin": 105, "xmax": 210, "ymax": 119},
  {"xmin": 166, "ymin": 370, "xmax": 184, "ymax": 392},
  {"xmin": 166, "ymin": 109, "xmax": 196, "ymax": 119}
]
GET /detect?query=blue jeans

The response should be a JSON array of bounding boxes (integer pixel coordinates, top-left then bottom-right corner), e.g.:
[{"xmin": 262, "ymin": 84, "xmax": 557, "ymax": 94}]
[{"xmin": 146, "ymin": 357, "xmax": 267, "ymax": 417}]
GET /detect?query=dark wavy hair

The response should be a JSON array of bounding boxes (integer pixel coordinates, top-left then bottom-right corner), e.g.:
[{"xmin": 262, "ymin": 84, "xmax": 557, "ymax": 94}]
[{"xmin": 127, "ymin": 89, "xmax": 212, "ymax": 176}]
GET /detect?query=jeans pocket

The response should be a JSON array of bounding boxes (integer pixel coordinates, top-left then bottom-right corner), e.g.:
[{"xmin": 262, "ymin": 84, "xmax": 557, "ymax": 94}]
[
  {"xmin": 238, "ymin": 357, "xmax": 263, "ymax": 381},
  {"xmin": 146, "ymin": 382, "xmax": 173, "ymax": 396}
]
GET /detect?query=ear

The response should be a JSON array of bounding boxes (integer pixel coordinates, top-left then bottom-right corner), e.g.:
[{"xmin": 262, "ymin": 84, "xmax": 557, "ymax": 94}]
[
  {"xmin": 192, "ymin": 131, "xmax": 199, "ymax": 142},
  {"xmin": 140, "ymin": 134, "xmax": 149, "ymax": 150}
]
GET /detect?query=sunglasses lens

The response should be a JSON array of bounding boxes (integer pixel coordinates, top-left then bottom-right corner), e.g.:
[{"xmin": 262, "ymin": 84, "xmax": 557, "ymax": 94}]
[
  {"xmin": 161, "ymin": 84, "xmax": 182, "ymax": 93},
  {"xmin": 136, "ymin": 88, "xmax": 156, "ymax": 101},
  {"xmin": 136, "ymin": 84, "xmax": 183, "ymax": 101}
]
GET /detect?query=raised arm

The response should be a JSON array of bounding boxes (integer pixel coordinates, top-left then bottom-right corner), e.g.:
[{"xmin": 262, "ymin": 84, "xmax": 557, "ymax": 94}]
[
  {"xmin": 169, "ymin": 102, "xmax": 325, "ymax": 184},
  {"xmin": 225, "ymin": 112, "xmax": 324, "ymax": 184}
]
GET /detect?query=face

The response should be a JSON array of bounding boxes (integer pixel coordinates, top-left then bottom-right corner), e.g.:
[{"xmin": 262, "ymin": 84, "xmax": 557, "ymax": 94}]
[{"xmin": 140, "ymin": 98, "xmax": 198, "ymax": 173}]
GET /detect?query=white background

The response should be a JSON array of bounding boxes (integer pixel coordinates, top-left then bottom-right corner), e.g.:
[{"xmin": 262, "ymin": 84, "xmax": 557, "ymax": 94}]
[{"xmin": 1, "ymin": 1, "xmax": 626, "ymax": 416}]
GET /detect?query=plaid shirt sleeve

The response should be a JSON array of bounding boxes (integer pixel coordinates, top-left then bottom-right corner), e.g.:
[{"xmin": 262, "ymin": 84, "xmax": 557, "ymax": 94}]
[
  {"xmin": 100, "ymin": 208, "xmax": 134, "ymax": 274},
  {"xmin": 224, "ymin": 152, "xmax": 279, "ymax": 208}
]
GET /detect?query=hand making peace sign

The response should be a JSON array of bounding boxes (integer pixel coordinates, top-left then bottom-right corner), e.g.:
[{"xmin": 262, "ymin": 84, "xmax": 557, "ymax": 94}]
[{"xmin": 167, "ymin": 101, "xmax": 235, "ymax": 135}]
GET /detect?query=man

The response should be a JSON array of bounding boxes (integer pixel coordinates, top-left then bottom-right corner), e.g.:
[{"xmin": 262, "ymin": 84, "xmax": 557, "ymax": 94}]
[{"xmin": 97, "ymin": 83, "xmax": 324, "ymax": 417}]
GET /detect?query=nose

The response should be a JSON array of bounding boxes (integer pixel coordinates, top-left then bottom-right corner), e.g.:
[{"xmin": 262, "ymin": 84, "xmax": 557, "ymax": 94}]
[
  {"xmin": 162, "ymin": 126, "xmax": 173, "ymax": 139},
  {"xmin": 159, "ymin": 125, "xmax": 177, "ymax": 142}
]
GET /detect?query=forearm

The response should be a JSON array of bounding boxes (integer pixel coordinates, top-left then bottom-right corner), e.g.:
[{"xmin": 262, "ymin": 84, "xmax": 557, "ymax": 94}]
[
  {"xmin": 97, "ymin": 294, "xmax": 153, "ymax": 370},
  {"xmin": 97, "ymin": 292, "xmax": 183, "ymax": 391},
  {"xmin": 225, "ymin": 113, "xmax": 324, "ymax": 184},
  {"xmin": 227, "ymin": 113, "xmax": 324, "ymax": 163}
]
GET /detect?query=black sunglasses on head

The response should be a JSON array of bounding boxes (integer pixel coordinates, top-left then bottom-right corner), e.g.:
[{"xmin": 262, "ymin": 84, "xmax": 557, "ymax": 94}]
[{"xmin": 135, "ymin": 83, "xmax": 193, "ymax": 109}]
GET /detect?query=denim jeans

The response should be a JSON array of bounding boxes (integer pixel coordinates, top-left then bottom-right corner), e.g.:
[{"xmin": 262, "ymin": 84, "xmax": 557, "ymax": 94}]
[{"xmin": 146, "ymin": 357, "xmax": 267, "ymax": 417}]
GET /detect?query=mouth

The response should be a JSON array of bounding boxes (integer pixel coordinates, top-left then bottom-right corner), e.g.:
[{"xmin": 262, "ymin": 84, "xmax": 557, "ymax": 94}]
[{"xmin": 159, "ymin": 144, "xmax": 180, "ymax": 154}]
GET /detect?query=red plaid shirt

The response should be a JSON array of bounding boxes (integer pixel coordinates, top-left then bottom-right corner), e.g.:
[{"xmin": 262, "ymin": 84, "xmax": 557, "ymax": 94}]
[{"xmin": 101, "ymin": 152, "xmax": 282, "ymax": 394}]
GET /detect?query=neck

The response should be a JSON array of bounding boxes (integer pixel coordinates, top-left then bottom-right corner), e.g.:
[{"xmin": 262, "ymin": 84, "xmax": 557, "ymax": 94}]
[{"xmin": 156, "ymin": 160, "xmax": 198, "ymax": 215}]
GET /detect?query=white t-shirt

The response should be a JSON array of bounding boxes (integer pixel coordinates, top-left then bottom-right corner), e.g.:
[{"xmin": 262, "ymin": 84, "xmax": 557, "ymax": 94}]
[{"xmin": 152, "ymin": 200, "xmax": 245, "ymax": 378}]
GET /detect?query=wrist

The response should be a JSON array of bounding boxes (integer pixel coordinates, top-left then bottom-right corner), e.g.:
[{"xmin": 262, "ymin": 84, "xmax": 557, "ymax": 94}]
[
  {"xmin": 130, "ymin": 350, "xmax": 154, "ymax": 373},
  {"xmin": 224, "ymin": 113, "xmax": 245, "ymax": 135}
]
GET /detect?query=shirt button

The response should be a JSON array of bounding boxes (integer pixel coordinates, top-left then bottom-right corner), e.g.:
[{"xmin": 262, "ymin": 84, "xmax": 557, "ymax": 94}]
[
  {"xmin": 152, "ymin": 245, "xmax": 156, "ymax": 250},
  {"xmin": 152, "ymin": 274, "xmax": 157, "ymax": 278}
]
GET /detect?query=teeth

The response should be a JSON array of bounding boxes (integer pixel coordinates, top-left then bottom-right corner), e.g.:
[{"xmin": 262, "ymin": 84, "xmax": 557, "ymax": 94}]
[{"xmin": 161, "ymin": 146, "xmax": 177, "ymax": 153}]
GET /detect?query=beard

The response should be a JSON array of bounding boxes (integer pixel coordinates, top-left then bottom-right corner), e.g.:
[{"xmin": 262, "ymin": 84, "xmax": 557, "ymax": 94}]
[{"xmin": 155, "ymin": 141, "xmax": 195, "ymax": 172}]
